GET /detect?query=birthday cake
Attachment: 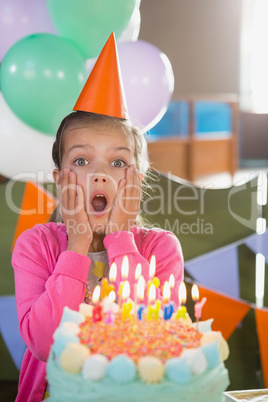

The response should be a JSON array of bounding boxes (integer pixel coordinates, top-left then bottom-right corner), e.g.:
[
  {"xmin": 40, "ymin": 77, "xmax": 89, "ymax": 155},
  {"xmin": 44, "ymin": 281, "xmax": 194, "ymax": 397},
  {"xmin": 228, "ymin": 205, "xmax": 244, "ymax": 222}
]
[{"xmin": 47, "ymin": 301, "xmax": 230, "ymax": 402}]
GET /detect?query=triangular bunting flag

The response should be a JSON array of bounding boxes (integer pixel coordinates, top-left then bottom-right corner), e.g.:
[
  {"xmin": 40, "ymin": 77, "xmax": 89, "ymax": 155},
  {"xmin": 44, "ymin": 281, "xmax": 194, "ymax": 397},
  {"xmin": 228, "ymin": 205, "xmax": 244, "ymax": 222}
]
[
  {"xmin": 245, "ymin": 230, "xmax": 268, "ymax": 264},
  {"xmin": 255, "ymin": 308, "xmax": 268, "ymax": 388},
  {"xmin": 11, "ymin": 182, "xmax": 57, "ymax": 251},
  {"xmin": 0, "ymin": 296, "xmax": 26, "ymax": 370},
  {"xmin": 198, "ymin": 285, "xmax": 251, "ymax": 339},
  {"xmin": 185, "ymin": 245, "xmax": 240, "ymax": 299}
]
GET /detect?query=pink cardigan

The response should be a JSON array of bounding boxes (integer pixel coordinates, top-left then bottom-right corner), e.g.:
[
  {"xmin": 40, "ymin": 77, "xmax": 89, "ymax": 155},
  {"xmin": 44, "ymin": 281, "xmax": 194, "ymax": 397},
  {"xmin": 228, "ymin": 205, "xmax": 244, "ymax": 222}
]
[{"xmin": 12, "ymin": 222, "xmax": 184, "ymax": 402}]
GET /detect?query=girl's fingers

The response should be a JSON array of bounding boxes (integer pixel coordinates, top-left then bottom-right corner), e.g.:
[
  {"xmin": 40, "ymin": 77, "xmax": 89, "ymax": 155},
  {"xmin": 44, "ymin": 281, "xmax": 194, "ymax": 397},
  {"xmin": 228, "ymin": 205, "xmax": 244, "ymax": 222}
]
[
  {"xmin": 68, "ymin": 171, "xmax": 77, "ymax": 213},
  {"xmin": 76, "ymin": 184, "xmax": 86, "ymax": 217},
  {"xmin": 116, "ymin": 178, "xmax": 127, "ymax": 210},
  {"xmin": 61, "ymin": 168, "xmax": 69, "ymax": 215},
  {"xmin": 125, "ymin": 165, "xmax": 141, "ymax": 214}
]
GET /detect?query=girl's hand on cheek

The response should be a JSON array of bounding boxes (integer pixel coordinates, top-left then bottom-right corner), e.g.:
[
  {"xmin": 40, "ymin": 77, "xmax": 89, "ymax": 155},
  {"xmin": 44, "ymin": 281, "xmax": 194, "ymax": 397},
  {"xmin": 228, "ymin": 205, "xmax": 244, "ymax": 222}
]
[
  {"xmin": 58, "ymin": 168, "xmax": 92, "ymax": 255},
  {"xmin": 105, "ymin": 164, "xmax": 142, "ymax": 235}
]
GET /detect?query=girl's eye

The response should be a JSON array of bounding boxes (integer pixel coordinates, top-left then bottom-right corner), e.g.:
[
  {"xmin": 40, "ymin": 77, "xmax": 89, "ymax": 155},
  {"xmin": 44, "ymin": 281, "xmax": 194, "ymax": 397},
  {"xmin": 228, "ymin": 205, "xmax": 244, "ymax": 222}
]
[
  {"xmin": 74, "ymin": 158, "xmax": 89, "ymax": 167},
  {"xmin": 111, "ymin": 159, "xmax": 126, "ymax": 168}
]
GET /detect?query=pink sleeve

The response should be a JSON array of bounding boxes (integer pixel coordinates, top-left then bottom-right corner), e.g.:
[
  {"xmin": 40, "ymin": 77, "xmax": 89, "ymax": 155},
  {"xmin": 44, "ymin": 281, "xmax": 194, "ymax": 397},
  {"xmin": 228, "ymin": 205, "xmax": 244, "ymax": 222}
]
[
  {"xmin": 12, "ymin": 227, "xmax": 91, "ymax": 362},
  {"xmin": 103, "ymin": 230, "xmax": 183, "ymax": 307}
]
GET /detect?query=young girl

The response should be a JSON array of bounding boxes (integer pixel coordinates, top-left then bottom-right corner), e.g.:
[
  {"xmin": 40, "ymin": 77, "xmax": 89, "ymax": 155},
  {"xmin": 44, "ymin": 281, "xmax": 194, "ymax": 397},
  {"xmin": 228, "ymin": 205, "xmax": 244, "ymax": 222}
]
[{"xmin": 12, "ymin": 34, "xmax": 183, "ymax": 402}]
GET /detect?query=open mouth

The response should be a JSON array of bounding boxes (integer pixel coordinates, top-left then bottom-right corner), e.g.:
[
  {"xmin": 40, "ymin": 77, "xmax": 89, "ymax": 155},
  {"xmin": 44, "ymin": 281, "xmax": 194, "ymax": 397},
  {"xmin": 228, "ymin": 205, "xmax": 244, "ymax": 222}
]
[{"xmin": 91, "ymin": 194, "xmax": 108, "ymax": 213}]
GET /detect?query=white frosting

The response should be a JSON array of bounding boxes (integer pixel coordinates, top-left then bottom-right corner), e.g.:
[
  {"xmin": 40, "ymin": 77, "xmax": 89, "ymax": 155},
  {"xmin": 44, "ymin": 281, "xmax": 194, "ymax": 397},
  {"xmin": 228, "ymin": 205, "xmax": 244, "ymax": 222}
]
[{"xmin": 181, "ymin": 349, "xmax": 207, "ymax": 375}]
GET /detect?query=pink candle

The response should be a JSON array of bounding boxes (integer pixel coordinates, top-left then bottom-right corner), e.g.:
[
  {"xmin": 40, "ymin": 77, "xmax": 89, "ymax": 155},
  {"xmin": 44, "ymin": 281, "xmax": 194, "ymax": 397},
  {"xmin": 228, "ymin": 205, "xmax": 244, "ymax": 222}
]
[
  {"xmin": 194, "ymin": 297, "xmax": 207, "ymax": 320},
  {"xmin": 92, "ymin": 285, "xmax": 102, "ymax": 323}
]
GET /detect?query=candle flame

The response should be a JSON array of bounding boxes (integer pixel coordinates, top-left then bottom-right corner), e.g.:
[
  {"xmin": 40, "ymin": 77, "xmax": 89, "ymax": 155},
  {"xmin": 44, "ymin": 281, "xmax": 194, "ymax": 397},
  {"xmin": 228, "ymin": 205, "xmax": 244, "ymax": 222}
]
[
  {"xmin": 148, "ymin": 283, "xmax": 156, "ymax": 302},
  {"xmin": 191, "ymin": 284, "xmax": 199, "ymax": 302},
  {"xmin": 109, "ymin": 262, "xmax": 117, "ymax": 283},
  {"xmin": 137, "ymin": 275, "xmax": 145, "ymax": 300},
  {"xmin": 169, "ymin": 274, "xmax": 175, "ymax": 289},
  {"xmin": 122, "ymin": 281, "xmax": 130, "ymax": 301},
  {"xmin": 163, "ymin": 281, "xmax": 171, "ymax": 303},
  {"xmin": 92, "ymin": 285, "xmax": 100, "ymax": 304},
  {"xmin": 108, "ymin": 290, "xmax": 116, "ymax": 303},
  {"xmin": 179, "ymin": 281, "xmax": 187, "ymax": 305},
  {"xmin": 121, "ymin": 256, "xmax": 129, "ymax": 280},
  {"xmin": 149, "ymin": 255, "xmax": 156, "ymax": 279},
  {"xmin": 135, "ymin": 263, "xmax": 142, "ymax": 281}
]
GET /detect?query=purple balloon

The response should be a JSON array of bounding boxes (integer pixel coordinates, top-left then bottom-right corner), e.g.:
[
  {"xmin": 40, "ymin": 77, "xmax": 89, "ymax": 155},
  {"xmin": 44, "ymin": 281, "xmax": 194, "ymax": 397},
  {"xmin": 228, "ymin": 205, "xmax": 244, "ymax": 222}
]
[
  {"xmin": 0, "ymin": 0, "xmax": 56, "ymax": 61},
  {"xmin": 117, "ymin": 40, "xmax": 174, "ymax": 131}
]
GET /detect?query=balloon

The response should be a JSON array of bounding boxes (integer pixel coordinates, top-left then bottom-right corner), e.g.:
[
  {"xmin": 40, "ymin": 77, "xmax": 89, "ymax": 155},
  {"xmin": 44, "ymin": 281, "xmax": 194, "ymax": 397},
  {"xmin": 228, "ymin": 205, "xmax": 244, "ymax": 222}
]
[
  {"xmin": 0, "ymin": 0, "xmax": 56, "ymax": 62},
  {"xmin": 0, "ymin": 93, "xmax": 55, "ymax": 182},
  {"xmin": 118, "ymin": 8, "xmax": 141, "ymax": 42},
  {"xmin": 117, "ymin": 41, "xmax": 175, "ymax": 131},
  {"xmin": 46, "ymin": 0, "xmax": 136, "ymax": 58},
  {"xmin": 1, "ymin": 34, "xmax": 87, "ymax": 136}
]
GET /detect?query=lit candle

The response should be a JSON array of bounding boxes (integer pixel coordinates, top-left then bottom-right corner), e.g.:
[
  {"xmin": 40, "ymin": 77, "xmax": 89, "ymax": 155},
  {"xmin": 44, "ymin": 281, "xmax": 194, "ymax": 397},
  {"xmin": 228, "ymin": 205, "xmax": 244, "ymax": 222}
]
[
  {"xmin": 137, "ymin": 276, "xmax": 145, "ymax": 303},
  {"xmin": 163, "ymin": 282, "xmax": 174, "ymax": 321},
  {"xmin": 169, "ymin": 274, "xmax": 175, "ymax": 291},
  {"xmin": 121, "ymin": 256, "xmax": 129, "ymax": 281},
  {"xmin": 163, "ymin": 281, "xmax": 171, "ymax": 304},
  {"xmin": 134, "ymin": 263, "xmax": 142, "ymax": 308},
  {"xmin": 176, "ymin": 281, "xmax": 187, "ymax": 319},
  {"xmin": 135, "ymin": 263, "xmax": 142, "ymax": 281},
  {"xmin": 105, "ymin": 290, "xmax": 116, "ymax": 324},
  {"xmin": 109, "ymin": 262, "xmax": 117, "ymax": 284},
  {"xmin": 118, "ymin": 256, "xmax": 129, "ymax": 307},
  {"xmin": 92, "ymin": 285, "xmax": 102, "ymax": 322},
  {"xmin": 147, "ymin": 255, "xmax": 160, "ymax": 296},
  {"xmin": 121, "ymin": 281, "xmax": 132, "ymax": 321},
  {"xmin": 148, "ymin": 283, "xmax": 156, "ymax": 307},
  {"xmin": 191, "ymin": 284, "xmax": 199, "ymax": 304}
]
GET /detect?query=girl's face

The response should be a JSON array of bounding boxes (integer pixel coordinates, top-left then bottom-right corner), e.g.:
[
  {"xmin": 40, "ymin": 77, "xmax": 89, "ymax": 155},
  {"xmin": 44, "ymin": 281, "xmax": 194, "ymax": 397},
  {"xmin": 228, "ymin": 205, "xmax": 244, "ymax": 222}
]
[{"xmin": 54, "ymin": 123, "xmax": 137, "ymax": 233}]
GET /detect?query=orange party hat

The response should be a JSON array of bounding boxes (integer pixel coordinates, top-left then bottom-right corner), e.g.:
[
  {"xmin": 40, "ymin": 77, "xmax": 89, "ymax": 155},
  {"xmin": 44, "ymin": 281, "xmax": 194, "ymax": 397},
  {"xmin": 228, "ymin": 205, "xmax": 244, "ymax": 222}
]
[{"xmin": 73, "ymin": 33, "xmax": 128, "ymax": 119}]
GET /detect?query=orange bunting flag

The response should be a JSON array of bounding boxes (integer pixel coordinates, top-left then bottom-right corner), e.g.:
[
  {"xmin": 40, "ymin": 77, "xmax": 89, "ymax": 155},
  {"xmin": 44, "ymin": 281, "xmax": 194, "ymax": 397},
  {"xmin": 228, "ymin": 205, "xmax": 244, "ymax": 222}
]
[
  {"xmin": 255, "ymin": 308, "xmax": 268, "ymax": 388},
  {"xmin": 11, "ymin": 182, "xmax": 57, "ymax": 251},
  {"xmin": 198, "ymin": 285, "xmax": 251, "ymax": 340}
]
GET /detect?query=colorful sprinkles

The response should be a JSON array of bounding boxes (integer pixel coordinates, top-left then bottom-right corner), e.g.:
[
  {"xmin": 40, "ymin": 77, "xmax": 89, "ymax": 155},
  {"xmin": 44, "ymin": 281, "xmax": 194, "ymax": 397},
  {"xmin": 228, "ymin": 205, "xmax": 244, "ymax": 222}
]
[{"xmin": 79, "ymin": 316, "xmax": 202, "ymax": 363}]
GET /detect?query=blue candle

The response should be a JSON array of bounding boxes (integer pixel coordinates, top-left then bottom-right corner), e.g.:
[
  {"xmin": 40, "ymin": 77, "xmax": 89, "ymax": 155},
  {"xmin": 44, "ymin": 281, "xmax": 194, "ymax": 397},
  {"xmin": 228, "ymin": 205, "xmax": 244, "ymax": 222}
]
[
  {"xmin": 164, "ymin": 301, "xmax": 174, "ymax": 320},
  {"xmin": 137, "ymin": 304, "xmax": 146, "ymax": 320}
]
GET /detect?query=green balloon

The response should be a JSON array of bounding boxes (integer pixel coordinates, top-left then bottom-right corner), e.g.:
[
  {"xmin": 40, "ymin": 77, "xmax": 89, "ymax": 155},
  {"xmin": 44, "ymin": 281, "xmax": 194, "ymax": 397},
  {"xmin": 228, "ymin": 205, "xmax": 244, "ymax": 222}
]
[
  {"xmin": 46, "ymin": 0, "xmax": 136, "ymax": 58},
  {"xmin": 0, "ymin": 34, "xmax": 87, "ymax": 135}
]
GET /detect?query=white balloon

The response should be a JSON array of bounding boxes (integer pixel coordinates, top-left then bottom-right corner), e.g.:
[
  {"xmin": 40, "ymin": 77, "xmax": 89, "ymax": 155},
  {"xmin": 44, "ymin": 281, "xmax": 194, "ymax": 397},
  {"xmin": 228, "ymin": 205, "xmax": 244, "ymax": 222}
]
[
  {"xmin": 118, "ymin": 7, "xmax": 141, "ymax": 42},
  {"xmin": 0, "ymin": 93, "xmax": 55, "ymax": 182}
]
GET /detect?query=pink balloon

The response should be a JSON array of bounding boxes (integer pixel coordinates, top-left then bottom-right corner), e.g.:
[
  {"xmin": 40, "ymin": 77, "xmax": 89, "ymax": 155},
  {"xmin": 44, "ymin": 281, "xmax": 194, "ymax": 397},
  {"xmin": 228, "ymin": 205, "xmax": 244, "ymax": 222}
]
[
  {"xmin": 0, "ymin": 0, "xmax": 56, "ymax": 61},
  {"xmin": 117, "ymin": 40, "xmax": 174, "ymax": 131}
]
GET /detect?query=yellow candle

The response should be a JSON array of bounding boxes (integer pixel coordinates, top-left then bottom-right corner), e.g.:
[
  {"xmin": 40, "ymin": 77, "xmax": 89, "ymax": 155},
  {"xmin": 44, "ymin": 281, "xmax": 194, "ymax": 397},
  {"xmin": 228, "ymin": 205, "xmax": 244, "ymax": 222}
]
[
  {"xmin": 148, "ymin": 300, "xmax": 161, "ymax": 321},
  {"xmin": 176, "ymin": 281, "xmax": 188, "ymax": 320},
  {"xmin": 101, "ymin": 278, "xmax": 114, "ymax": 300},
  {"xmin": 121, "ymin": 281, "xmax": 131, "ymax": 321},
  {"xmin": 122, "ymin": 302, "xmax": 132, "ymax": 321}
]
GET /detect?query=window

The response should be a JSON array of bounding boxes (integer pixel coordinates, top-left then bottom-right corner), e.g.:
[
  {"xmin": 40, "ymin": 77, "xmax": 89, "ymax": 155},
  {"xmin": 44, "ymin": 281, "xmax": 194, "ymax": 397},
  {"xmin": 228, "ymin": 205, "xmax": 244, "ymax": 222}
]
[{"xmin": 240, "ymin": 0, "xmax": 268, "ymax": 113}]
